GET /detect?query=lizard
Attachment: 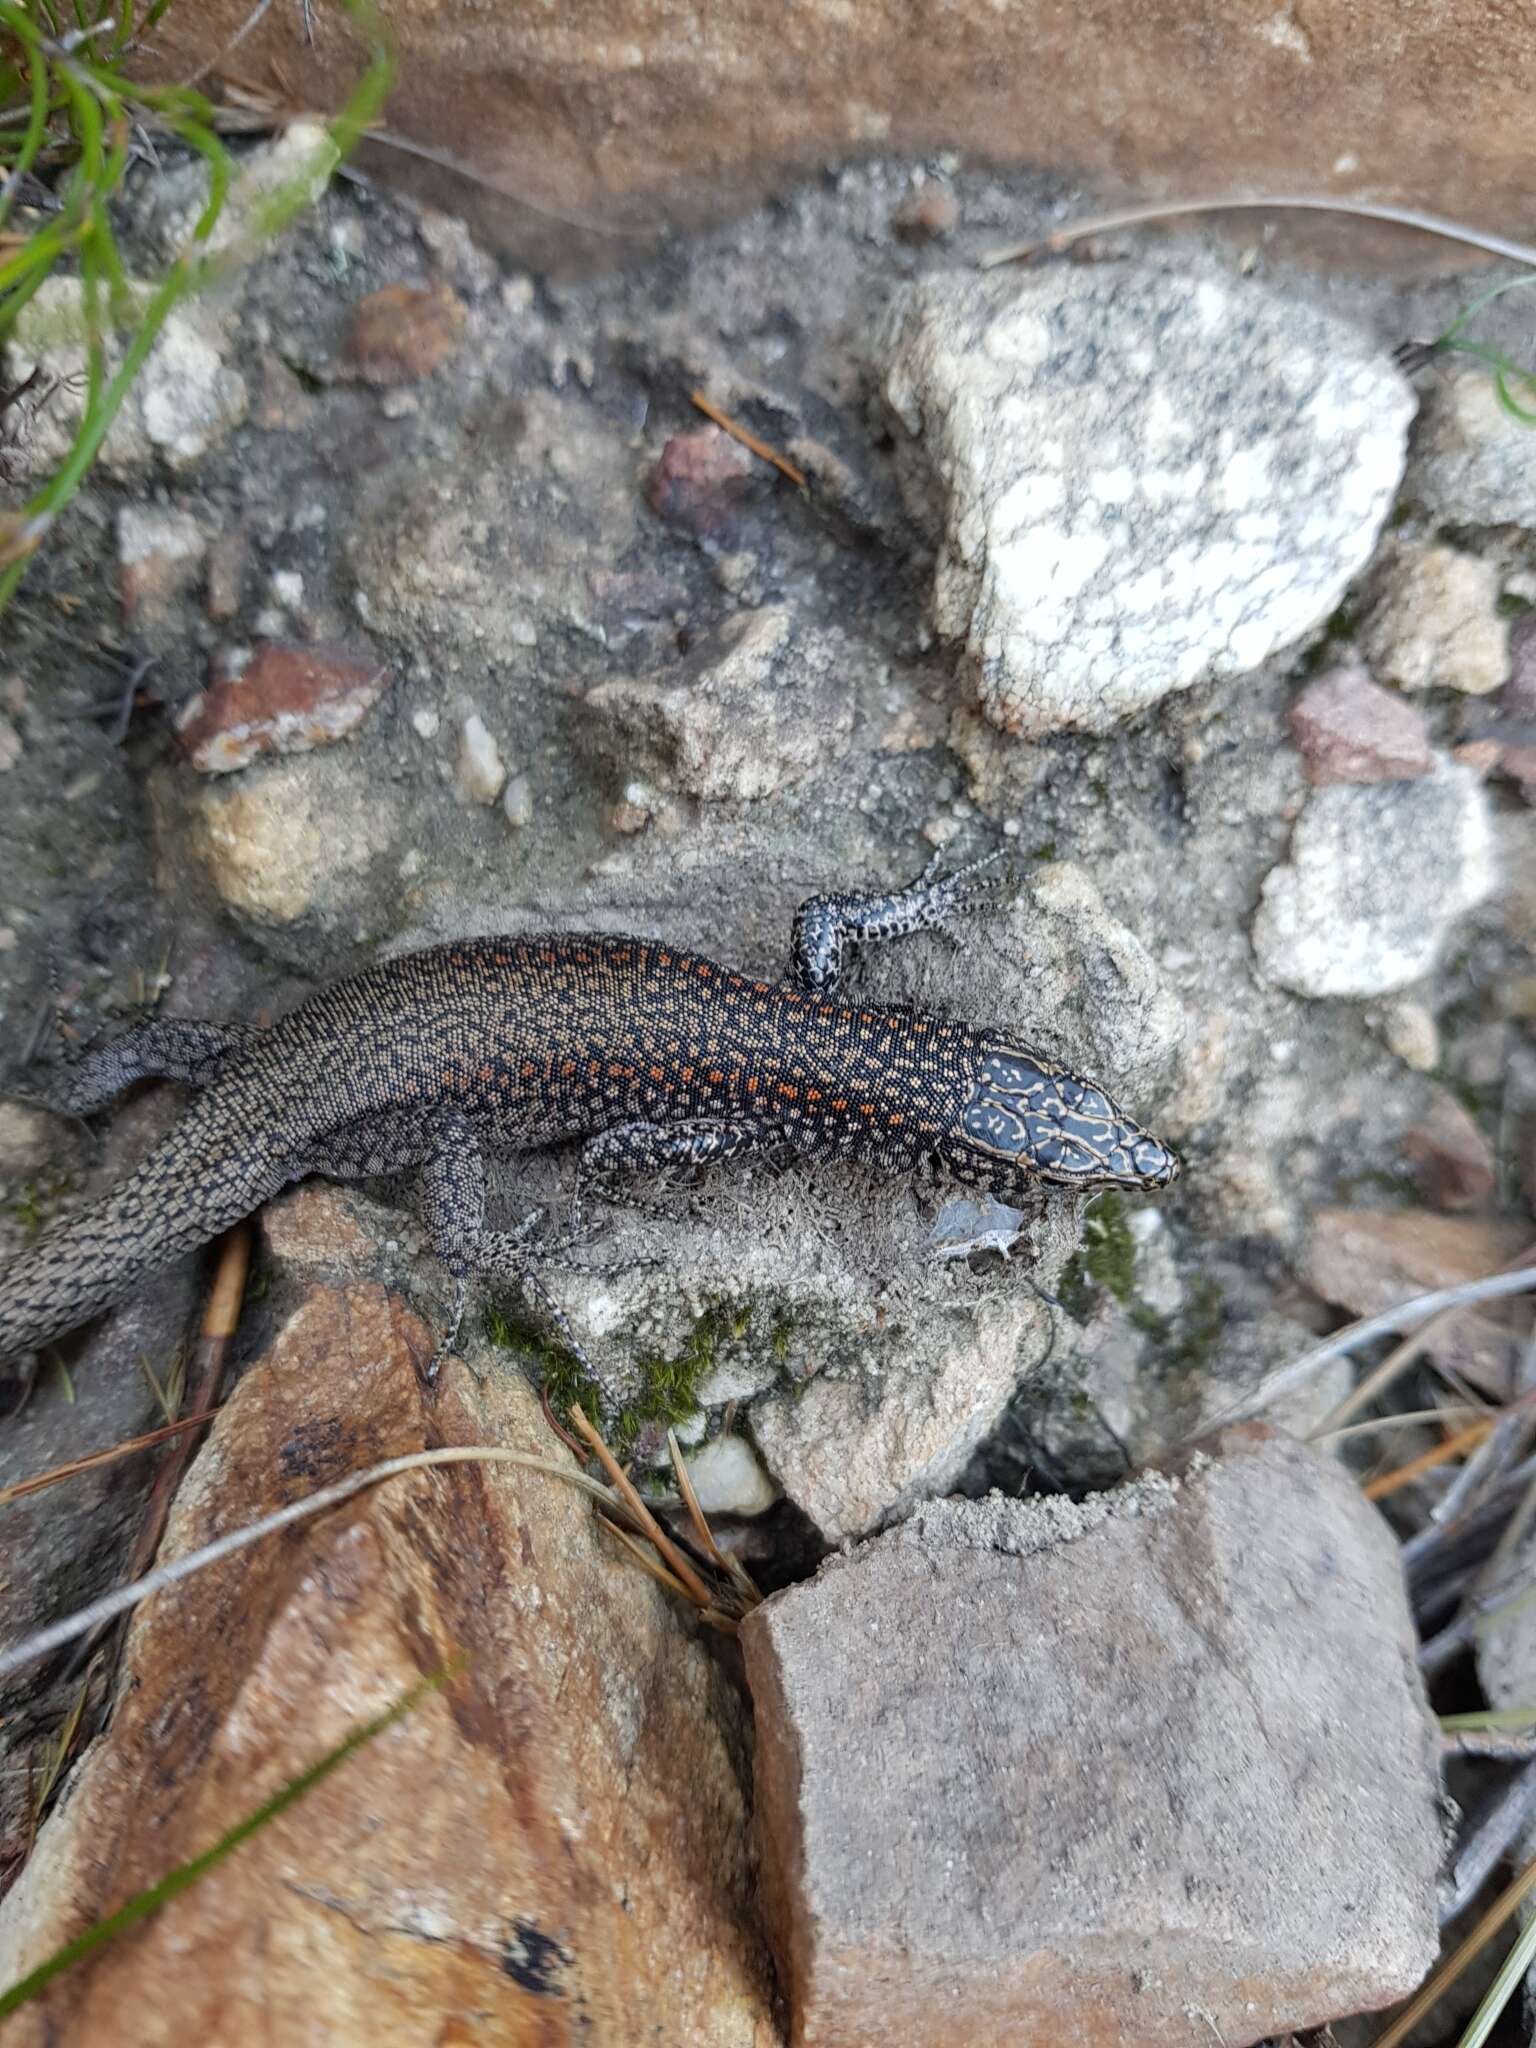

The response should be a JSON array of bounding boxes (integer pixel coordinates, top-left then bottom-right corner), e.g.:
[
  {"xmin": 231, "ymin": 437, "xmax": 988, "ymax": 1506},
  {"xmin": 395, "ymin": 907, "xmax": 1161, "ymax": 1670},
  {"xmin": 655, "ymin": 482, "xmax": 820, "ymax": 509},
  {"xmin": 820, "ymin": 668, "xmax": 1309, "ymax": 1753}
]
[{"xmin": 0, "ymin": 855, "xmax": 1179, "ymax": 1381}]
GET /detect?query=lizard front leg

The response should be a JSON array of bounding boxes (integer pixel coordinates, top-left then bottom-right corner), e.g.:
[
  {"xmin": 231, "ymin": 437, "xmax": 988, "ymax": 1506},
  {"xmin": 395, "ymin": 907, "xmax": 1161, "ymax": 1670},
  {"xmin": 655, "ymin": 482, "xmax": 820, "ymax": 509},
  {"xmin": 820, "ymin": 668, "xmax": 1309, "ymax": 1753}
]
[{"xmin": 788, "ymin": 849, "xmax": 1007, "ymax": 995}]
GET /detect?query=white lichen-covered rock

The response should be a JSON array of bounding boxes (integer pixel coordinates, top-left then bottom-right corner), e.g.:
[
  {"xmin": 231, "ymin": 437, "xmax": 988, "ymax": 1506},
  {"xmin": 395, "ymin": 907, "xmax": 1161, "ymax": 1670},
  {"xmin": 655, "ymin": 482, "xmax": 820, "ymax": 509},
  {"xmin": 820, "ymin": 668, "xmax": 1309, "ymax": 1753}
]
[
  {"xmin": 1405, "ymin": 362, "xmax": 1536, "ymax": 531},
  {"xmin": 1252, "ymin": 757, "xmax": 1496, "ymax": 997},
  {"xmin": 881, "ymin": 263, "xmax": 1413, "ymax": 737},
  {"xmin": 9, "ymin": 279, "xmax": 246, "ymax": 476}
]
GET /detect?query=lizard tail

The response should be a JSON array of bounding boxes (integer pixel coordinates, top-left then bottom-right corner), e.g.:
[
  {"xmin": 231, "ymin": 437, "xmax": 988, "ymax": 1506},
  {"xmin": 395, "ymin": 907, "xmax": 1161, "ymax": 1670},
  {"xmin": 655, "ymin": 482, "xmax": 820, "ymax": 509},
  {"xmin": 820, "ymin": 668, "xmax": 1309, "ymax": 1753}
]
[{"xmin": 0, "ymin": 1103, "xmax": 285, "ymax": 1363}]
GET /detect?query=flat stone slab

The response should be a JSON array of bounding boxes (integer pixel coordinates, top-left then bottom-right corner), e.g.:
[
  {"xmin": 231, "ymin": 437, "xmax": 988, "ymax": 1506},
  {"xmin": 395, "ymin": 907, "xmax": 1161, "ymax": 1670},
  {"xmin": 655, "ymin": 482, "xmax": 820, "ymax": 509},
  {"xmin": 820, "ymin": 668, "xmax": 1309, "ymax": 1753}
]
[{"xmin": 742, "ymin": 1428, "xmax": 1443, "ymax": 2048}]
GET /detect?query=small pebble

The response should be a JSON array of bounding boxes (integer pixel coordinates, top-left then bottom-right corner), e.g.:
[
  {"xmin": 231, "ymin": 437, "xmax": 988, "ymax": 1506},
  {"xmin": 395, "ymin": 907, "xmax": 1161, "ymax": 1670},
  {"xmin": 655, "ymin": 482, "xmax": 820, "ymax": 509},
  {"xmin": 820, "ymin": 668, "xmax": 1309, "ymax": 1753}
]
[
  {"xmin": 1380, "ymin": 999, "xmax": 1440, "ymax": 1072},
  {"xmin": 412, "ymin": 707, "xmax": 441, "ymax": 740},
  {"xmin": 268, "ymin": 569, "xmax": 305, "ymax": 610},
  {"xmin": 502, "ymin": 773, "xmax": 533, "ymax": 829},
  {"xmin": 343, "ymin": 282, "xmax": 466, "ymax": 386},
  {"xmin": 892, "ymin": 178, "xmax": 960, "ymax": 243},
  {"xmin": 0, "ymin": 717, "xmax": 20, "ymax": 772},
  {"xmin": 922, "ymin": 815, "xmax": 962, "ymax": 848},
  {"xmin": 456, "ymin": 714, "xmax": 506, "ymax": 803},
  {"xmin": 682, "ymin": 1435, "xmax": 779, "ymax": 1516}
]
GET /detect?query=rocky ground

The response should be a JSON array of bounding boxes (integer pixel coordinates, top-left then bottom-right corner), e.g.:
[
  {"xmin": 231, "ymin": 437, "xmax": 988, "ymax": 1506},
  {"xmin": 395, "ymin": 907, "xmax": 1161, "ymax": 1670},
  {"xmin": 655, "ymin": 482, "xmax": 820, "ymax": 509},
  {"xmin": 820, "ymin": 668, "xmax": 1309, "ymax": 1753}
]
[{"xmin": 3, "ymin": 135, "xmax": 1536, "ymax": 2043}]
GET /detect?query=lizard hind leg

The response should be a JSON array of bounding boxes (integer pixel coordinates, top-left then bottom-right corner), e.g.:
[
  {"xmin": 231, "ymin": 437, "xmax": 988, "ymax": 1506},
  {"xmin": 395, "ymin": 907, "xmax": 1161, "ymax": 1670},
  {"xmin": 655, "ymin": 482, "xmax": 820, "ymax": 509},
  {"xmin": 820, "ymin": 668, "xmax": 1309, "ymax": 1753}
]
[
  {"xmin": 395, "ymin": 1114, "xmax": 602, "ymax": 1394},
  {"xmin": 55, "ymin": 1019, "xmax": 256, "ymax": 1117}
]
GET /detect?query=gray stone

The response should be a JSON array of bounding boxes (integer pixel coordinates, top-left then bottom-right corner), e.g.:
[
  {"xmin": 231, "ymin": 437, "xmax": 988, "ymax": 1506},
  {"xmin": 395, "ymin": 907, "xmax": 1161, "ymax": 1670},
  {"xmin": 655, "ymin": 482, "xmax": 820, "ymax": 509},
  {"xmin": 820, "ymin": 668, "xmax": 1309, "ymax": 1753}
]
[
  {"xmin": 881, "ymin": 263, "xmax": 1411, "ymax": 737},
  {"xmin": 742, "ymin": 1429, "xmax": 1444, "ymax": 2048},
  {"xmin": 1252, "ymin": 757, "xmax": 1496, "ymax": 997},
  {"xmin": 583, "ymin": 606, "xmax": 858, "ymax": 803},
  {"xmin": 1407, "ymin": 363, "xmax": 1536, "ymax": 533}
]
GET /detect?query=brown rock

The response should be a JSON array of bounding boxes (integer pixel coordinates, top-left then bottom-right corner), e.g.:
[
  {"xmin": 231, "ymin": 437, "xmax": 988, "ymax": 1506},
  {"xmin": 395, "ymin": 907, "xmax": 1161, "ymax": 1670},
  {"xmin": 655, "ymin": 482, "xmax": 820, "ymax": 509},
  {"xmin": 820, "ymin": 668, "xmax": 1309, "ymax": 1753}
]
[
  {"xmin": 1286, "ymin": 659, "xmax": 1431, "ymax": 784},
  {"xmin": 342, "ymin": 282, "xmax": 467, "ymax": 386},
  {"xmin": 179, "ymin": 755, "xmax": 395, "ymax": 924},
  {"xmin": 743, "ymin": 1429, "xmax": 1442, "ymax": 2048},
  {"xmin": 1453, "ymin": 738, "xmax": 1503, "ymax": 776},
  {"xmin": 644, "ymin": 425, "xmax": 755, "ymax": 536},
  {"xmin": 154, "ymin": 6, "xmax": 1536, "ymax": 276},
  {"xmin": 1362, "ymin": 541, "xmax": 1509, "ymax": 696},
  {"xmin": 1304, "ymin": 1208, "xmax": 1530, "ymax": 1396},
  {"xmin": 1402, "ymin": 1089, "xmax": 1497, "ymax": 1212},
  {"xmin": 892, "ymin": 179, "xmax": 959, "ymax": 242},
  {"xmin": 175, "ymin": 643, "xmax": 389, "ymax": 774},
  {"xmin": 0, "ymin": 1190, "xmax": 778, "ymax": 2046}
]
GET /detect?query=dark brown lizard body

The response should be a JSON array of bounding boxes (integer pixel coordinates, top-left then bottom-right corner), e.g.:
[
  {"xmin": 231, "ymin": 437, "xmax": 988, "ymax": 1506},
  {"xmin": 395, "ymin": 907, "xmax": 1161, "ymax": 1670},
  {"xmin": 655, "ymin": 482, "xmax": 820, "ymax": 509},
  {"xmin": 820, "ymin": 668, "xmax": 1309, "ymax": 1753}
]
[{"xmin": 0, "ymin": 862, "xmax": 1178, "ymax": 1368}]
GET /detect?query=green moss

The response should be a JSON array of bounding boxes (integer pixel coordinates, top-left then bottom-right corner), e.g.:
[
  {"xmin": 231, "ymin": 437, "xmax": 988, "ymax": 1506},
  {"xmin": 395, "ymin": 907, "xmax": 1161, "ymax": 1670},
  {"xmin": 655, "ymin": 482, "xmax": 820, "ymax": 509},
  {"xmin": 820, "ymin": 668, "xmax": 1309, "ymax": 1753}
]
[
  {"xmin": 6, "ymin": 1167, "xmax": 73, "ymax": 1242},
  {"xmin": 484, "ymin": 1294, "xmax": 743, "ymax": 1460},
  {"xmin": 1334, "ymin": 1166, "xmax": 1421, "ymax": 1207},
  {"xmin": 1293, "ymin": 599, "xmax": 1360, "ymax": 679},
  {"xmin": 1083, "ymin": 1192, "xmax": 1137, "ymax": 1303},
  {"xmin": 1056, "ymin": 1192, "xmax": 1137, "ymax": 1321}
]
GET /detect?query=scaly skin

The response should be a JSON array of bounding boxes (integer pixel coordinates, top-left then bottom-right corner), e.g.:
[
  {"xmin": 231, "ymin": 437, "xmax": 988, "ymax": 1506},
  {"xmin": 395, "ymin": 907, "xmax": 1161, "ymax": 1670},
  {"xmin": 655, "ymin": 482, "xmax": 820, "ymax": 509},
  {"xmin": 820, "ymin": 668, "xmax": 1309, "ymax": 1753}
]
[{"xmin": 0, "ymin": 863, "xmax": 1179, "ymax": 1368}]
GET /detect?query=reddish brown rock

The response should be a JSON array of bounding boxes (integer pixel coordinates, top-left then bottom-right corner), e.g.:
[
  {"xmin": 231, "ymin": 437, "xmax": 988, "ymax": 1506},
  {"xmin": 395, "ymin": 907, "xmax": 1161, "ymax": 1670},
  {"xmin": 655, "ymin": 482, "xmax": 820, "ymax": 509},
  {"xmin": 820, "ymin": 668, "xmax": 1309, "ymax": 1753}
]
[
  {"xmin": 892, "ymin": 179, "xmax": 959, "ymax": 242},
  {"xmin": 1304, "ymin": 1208, "xmax": 1530, "ymax": 1396},
  {"xmin": 1402, "ymin": 1089, "xmax": 1497, "ymax": 1213},
  {"xmin": 743, "ymin": 1430, "xmax": 1442, "ymax": 2048},
  {"xmin": 175, "ymin": 643, "xmax": 389, "ymax": 773},
  {"xmin": 342, "ymin": 282, "xmax": 467, "ymax": 386},
  {"xmin": 645, "ymin": 426, "xmax": 755, "ymax": 536},
  {"xmin": 0, "ymin": 1187, "xmax": 778, "ymax": 2047},
  {"xmin": 1286, "ymin": 660, "xmax": 1432, "ymax": 785}
]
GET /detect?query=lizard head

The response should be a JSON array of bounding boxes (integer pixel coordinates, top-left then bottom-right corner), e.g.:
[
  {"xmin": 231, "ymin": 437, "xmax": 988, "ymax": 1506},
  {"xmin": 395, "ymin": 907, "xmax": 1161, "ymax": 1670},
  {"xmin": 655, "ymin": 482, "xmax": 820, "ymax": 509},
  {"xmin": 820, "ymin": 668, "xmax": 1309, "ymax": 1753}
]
[{"xmin": 952, "ymin": 1045, "xmax": 1180, "ymax": 1192}]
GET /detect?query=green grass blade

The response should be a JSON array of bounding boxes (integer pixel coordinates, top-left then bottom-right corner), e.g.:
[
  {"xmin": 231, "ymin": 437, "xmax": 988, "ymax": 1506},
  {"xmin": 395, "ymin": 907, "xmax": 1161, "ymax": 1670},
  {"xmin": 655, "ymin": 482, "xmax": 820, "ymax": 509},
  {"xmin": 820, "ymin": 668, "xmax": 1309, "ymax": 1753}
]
[
  {"xmin": 1453, "ymin": 1908, "xmax": 1536, "ymax": 2048},
  {"xmin": 0, "ymin": 5, "xmax": 52, "ymax": 232},
  {"xmin": 0, "ymin": 1660, "xmax": 463, "ymax": 2021},
  {"xmin": 0, "ymin": 0, "xmax": 397, "ymax": 615}
]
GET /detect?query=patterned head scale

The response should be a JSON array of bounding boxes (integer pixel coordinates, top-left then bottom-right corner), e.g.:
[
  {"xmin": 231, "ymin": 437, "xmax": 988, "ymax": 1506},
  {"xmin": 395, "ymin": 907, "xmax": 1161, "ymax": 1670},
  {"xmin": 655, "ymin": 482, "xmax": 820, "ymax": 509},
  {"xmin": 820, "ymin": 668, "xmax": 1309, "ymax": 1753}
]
[{"xmin": 960, "ymin": 1048, "xmax": 1180, "ymax": 1191}]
